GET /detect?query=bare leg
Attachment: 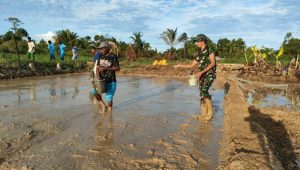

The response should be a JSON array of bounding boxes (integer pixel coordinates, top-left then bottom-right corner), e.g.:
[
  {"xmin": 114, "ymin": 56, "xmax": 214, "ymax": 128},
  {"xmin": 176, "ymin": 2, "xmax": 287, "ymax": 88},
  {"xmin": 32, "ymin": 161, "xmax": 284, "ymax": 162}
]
[
  {"xmin": 95, "ymin": 94, "xmax": 108, "ymax": 113},
  {"xmin": 108, "ymin": 101, "xmax": 113, "ymax": 112}
]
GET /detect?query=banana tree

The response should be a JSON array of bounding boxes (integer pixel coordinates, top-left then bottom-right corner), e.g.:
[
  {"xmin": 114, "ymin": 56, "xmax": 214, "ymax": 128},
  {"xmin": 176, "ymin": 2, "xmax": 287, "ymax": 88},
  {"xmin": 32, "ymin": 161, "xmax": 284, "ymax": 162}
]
[{"xmin": 275, "ymin": 47, "xmax": 283, "ymax": 68}]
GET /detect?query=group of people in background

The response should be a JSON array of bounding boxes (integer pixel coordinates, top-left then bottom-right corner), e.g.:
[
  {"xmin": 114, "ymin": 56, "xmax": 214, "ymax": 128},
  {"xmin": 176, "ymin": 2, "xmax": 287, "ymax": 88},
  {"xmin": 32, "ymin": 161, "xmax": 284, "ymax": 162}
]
[
  {"xmin": 47, "ymin": 40, "xmax": 78, "ymax": 62},
  {"xmin": 25, "ymin": 36, "xmax": 79, "ymax": 63}
]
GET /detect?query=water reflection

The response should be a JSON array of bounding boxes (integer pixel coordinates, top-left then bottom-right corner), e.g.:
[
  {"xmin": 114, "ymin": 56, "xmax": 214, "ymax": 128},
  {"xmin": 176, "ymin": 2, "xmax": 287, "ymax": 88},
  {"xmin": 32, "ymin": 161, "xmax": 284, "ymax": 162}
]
[
  {"xmin": 96, "ymin": 112, "xmax": 115, "ymax": 145},
  {"xmin": 60, "ymin": 88, "xmax": 67, "ymax": 97},
  {"xmin": 17, "ymin": 89, "xmax": 21, "ymax": 103},
  {"xmin": 30, "ymin": 86, "xmax": 36, "ymax": 100},
  {"xmin": 72, "ymin": 87, "xmax": 79, "ymax": 99},
  {"xmin": 246, "ymin": 87, "xmax": 300, "ymax": 111},
  {"xmin": 49, "ymin": 88, "xmax": 56, "ymax": 98}
]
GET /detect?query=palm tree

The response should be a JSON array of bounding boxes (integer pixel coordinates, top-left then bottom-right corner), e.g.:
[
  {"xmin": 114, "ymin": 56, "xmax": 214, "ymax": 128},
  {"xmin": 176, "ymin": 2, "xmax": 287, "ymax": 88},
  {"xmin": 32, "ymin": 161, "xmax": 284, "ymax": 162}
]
[
  {"xmin": 56, "ymin": 29, "xmax": 78, "ymax": 47},
  {"xmin": 177, "ymin": 32, "xmax": 188, "ymax": 58},
  {"xmin": 130, "ymin": 32, "xmax": 144, "ymax": 57},
  {"xmin": 160, "ymin": 28, "xmax": 186, "ymax": 59}
]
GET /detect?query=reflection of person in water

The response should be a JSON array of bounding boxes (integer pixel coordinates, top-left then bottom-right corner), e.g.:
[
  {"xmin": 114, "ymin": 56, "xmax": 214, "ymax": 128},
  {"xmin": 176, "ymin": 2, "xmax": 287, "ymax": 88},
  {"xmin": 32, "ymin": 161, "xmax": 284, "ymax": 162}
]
[
  {"xmin": 30, "ymin": 86, "xmax": 36, "ymax": 100},
  {"xmin": 72, "ymin": 87, "xmax": 79, "ymax": 99},
  {"xmin": 96, "ymin": 112, "xmax": 114, "ymax": 145},
  {"xmin": 49, "ymin": 88, "xmax": 56, "ymax": 98},
  {"xmin": 60, "ymin": 87, "xmax": 66, "ymax": 97}
]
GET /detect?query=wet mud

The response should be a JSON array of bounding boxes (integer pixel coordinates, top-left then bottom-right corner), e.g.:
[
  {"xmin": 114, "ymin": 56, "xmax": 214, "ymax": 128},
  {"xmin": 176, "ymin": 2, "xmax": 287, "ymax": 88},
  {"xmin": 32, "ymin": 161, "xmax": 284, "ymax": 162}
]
[
  {"xmin": 0, "ymin": 73, "xmax": 226, "ymax": 169},
  {"xmin": 219, "ymin": 80, "xmax": 300, "ymax": 170}
]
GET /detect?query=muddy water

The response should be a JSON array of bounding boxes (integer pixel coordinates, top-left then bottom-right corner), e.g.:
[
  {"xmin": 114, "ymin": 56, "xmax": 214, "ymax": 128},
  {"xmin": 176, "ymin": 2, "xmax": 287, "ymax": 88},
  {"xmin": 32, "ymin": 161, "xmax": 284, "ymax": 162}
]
[
  {"xmin": 0, "ymin": 73, "xmax": 225, "ymax": 169},
  {"xmin": 246, "ymin": 86, "xmax": 300, "ymax": 112}
]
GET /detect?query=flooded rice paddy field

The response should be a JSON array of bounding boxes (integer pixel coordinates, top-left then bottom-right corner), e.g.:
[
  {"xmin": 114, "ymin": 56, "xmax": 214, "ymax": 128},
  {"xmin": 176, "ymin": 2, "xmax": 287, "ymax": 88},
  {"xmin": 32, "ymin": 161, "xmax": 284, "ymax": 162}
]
[{"xmin": 0, "ymin": 73, "xmax": 225, "ymax": 169}]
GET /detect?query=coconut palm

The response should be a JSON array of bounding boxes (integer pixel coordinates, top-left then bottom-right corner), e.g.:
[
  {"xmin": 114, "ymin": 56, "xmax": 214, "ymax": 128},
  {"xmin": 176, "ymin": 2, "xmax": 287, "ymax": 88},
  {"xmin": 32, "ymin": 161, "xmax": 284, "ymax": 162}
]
[
  {"xmin": 177, "ymin": 32, "xmax": 188, "ymax": 58},
  {"xmin": 130, "ymin": 32, "xmax": 144, "ymax": 57},
  {"xmin": 55, "ymin": 29, "xmax": 78, "ymax": 47},
  {"xmin": 160, "ymin": 28, "xmax": 187, "ymax": 59}
]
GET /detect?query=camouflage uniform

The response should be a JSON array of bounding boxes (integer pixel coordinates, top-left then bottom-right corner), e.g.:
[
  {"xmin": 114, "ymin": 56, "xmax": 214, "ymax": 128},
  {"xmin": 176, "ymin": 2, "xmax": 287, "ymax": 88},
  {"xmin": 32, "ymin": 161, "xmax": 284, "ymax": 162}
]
[{"xmin": 194, "ymin": 46, "xmax": 216, "ymax": 97}]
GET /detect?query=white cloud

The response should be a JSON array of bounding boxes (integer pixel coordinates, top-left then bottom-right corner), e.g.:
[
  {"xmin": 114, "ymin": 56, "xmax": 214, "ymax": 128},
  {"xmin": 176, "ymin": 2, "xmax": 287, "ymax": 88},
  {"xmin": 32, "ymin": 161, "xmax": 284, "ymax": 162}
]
[{"xmin": 35, "ymin": 31, "xmax": 55, "ymax": 41}]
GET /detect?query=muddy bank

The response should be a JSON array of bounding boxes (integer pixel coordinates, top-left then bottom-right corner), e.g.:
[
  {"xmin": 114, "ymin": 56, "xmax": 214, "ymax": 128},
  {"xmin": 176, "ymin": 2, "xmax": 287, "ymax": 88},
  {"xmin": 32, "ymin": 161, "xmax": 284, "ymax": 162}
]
[
  {"xmin": 0, "ymin": 62, "xmax": 88, "ymax": 80},
  {"xmin": 218, "ymin": 80, "xmax": 300, "ymax": 169}
]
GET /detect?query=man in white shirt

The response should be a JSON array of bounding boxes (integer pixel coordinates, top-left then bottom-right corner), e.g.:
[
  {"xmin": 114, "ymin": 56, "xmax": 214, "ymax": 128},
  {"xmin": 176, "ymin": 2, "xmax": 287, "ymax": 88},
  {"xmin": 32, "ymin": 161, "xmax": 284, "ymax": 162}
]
[{"xmin": 27, "ymin": 37, "xmax": 35, "ymax": 61}]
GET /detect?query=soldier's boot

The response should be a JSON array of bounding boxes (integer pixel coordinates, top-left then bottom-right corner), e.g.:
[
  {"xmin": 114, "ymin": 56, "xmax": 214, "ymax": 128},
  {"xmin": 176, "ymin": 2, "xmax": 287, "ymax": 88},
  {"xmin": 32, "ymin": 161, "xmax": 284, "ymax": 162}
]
[
  {"xmin": 200, "ymin": 98, "xmax": 208, "ymax": 117},
  {"xmin": 204, "ymin": 97, "xmax": 214, "ymax": 121},
  {"xmin": 197, "ymin": 98, "xmax": 208, "ymax": 121}
]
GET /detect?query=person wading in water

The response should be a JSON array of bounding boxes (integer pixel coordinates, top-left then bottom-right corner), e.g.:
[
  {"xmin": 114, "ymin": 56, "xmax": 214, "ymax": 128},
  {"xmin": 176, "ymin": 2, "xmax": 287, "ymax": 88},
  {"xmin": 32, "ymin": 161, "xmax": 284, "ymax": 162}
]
[
  {"xmin": 174, "ymin": 34, "xmax": 216, "ymax": 121},
  {"xmin": 95, "ymin": 42, "xmax": 120, "ymax": 113}
]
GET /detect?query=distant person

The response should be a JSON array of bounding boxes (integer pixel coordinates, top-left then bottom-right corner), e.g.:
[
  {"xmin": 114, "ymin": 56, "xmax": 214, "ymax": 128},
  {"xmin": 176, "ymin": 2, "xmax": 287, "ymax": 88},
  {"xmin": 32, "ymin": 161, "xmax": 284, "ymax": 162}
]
[
  {"xmin": 27, "ymin": 37, "xmax": 35, "ymax": 61},
  {"xmin": 72, "ymin": 45, "xmax": 79, "ymax": 61},
  {"xmin": 48, "ymin": 40, "xmax": 55, "ymax": 62},
  {"xmin": 91, "ymin": 46, "xmax": 102, "ymax": 63},
  {"xmin": 95, "ymin": 42, "xmax": 120, "ymax": 112},
  {"xmin": 58, "ymin": 42, "xmax": 66, "ymax": 61},
  {"xmin": 174, "ymin": 34, "xmax": 216, "ymax": 121}
]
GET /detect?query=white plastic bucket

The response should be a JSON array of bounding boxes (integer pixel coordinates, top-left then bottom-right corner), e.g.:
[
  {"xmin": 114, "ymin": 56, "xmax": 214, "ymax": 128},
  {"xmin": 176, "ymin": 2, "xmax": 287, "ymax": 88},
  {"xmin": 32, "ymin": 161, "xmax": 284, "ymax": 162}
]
[{"xmin": 188, "ymin": 75, "xmax": 198, "ymax": 86}]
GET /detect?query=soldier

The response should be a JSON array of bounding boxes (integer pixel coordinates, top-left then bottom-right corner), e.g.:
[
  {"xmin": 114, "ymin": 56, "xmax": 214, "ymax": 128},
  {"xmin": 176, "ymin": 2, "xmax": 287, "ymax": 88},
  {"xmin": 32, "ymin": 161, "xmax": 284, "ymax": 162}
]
[{"xmin": 174, "ymin": 34, "xmax": 216, "ymax": 121}]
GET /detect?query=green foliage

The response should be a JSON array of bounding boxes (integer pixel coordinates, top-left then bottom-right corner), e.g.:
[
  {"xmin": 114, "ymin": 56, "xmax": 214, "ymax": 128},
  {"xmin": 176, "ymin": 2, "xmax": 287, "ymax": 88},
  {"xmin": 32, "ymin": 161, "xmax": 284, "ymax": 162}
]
[
  {"xmin": 55, "ymin": 29, "xmax": 78, "ymax": 47},
  {"xmin": 1, "ymin": 22, "xmax": 300, "ymax": 67},
  {"xmin": 284, "ymin": 38, "xmax": 300, "ymax": 59}
]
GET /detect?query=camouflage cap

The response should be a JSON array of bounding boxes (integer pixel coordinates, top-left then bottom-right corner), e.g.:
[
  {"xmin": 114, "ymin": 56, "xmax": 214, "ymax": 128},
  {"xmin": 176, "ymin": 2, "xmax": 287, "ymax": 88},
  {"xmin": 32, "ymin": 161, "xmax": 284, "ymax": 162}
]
[{"xmin": 191, "ymin": 34, "xmax": 208, "ymax": 42}]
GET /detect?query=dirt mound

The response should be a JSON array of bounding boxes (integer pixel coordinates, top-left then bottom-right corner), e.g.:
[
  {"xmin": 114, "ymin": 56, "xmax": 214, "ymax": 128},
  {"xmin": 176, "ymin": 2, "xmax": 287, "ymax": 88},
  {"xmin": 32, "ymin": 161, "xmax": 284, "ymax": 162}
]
[
  {"xmin": 238, "ymin": 63, "xmax": 300, "ymax": 83},
  {"xmin": 218, "ymin": 81, "xmax": 300, "ymax": 169}
]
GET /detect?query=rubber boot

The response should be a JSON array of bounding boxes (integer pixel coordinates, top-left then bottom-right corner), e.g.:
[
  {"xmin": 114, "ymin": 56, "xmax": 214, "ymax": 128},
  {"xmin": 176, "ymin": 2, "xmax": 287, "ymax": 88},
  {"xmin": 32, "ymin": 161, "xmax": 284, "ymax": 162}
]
[
  {"xmin": 204, "ymin": 97, "xmax": 214, "ymax": 121},
  {"xmin": 200, "ymin": 98, "xmax": 207, "ymax": 117}
]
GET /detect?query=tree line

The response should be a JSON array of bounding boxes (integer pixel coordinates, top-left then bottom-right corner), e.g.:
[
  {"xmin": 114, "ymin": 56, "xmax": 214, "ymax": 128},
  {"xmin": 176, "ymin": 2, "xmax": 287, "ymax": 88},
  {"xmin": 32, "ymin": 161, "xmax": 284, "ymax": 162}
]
[{"xmin": 1, "ymin": 17, "xmax": 300, "ymax": 66}]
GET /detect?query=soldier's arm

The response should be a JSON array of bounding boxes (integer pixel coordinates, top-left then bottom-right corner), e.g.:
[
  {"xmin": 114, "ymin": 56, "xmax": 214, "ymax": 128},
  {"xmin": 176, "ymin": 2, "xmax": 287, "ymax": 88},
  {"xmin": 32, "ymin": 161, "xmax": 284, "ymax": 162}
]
[{"xmin": 175, "ymin": 60, "xmax": 198, "ymax": 68}]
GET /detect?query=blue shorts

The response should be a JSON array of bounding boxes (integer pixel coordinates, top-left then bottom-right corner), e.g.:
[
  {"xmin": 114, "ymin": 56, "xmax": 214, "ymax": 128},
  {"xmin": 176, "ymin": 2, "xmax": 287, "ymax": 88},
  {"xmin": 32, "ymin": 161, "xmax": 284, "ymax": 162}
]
[
  {"xmin": 90, "ymin": 82, "xmax": 116, "ymax": 103},
  {"xmin": 50, "ymin": 53, "xmax": 55, "ymax": 60},
  {"xmin": 60, "ymin": 53, "xmax": 65, "ymax": 60},
  {"xmin": 105, "ymin": 82, "xmax": 117, "ymax": 103}
]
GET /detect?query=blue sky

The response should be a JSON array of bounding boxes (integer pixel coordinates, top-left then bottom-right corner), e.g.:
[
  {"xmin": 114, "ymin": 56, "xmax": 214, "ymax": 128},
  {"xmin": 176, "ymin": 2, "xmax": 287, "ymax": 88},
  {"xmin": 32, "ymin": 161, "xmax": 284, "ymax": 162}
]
[{"xmin": 1, "ymin": 0, "xmax": 299, "ymax": 51}]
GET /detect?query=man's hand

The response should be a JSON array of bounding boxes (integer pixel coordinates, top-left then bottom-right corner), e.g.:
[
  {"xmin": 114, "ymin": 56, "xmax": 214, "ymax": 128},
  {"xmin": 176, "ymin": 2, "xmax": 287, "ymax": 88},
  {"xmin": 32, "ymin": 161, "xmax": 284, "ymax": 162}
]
[
  {"xmin": 195, "ymin": 71, "xmax": 204, "ymax": 78},
  {"xmin": 97, "ymin": 66, "xmax": 106, "ymax": 72}
]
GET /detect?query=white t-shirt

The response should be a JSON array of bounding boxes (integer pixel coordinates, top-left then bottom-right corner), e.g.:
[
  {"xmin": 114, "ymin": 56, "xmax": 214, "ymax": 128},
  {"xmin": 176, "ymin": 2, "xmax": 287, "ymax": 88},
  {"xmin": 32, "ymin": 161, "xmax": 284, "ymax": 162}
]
[{"xmin": 28, "ymin": 42, "xmax": 35, "ymax": 53}]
